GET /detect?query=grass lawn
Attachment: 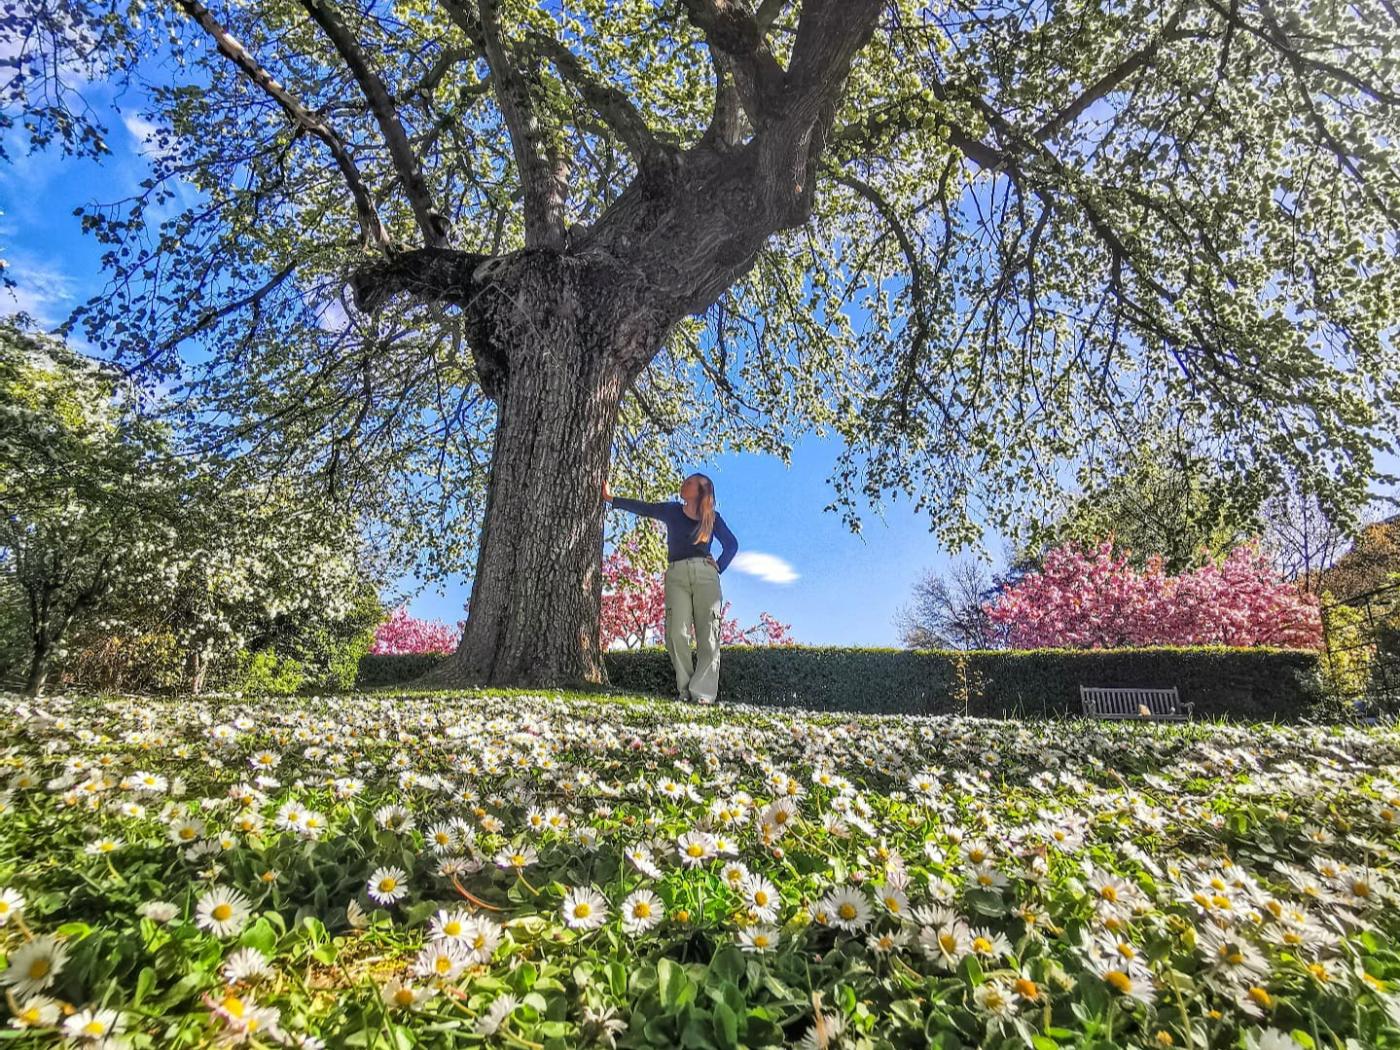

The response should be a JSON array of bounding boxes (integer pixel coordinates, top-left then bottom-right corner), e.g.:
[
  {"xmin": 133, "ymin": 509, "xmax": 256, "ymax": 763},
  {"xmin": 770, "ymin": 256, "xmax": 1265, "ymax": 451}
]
[{"xmin": 1, "ymin": 688, "xmax": 1397, "ymax": 1049}]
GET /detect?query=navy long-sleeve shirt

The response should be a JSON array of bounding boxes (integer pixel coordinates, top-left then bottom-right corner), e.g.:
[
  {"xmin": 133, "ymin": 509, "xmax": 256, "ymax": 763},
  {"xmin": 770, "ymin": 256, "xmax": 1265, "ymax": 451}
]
[{"xmin": 609, "ymin": 497, "xmax": 739, "ymax": 573}]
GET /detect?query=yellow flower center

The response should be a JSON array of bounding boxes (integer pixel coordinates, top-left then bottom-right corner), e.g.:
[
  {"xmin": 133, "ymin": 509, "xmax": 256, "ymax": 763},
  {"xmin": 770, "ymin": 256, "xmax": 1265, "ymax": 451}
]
[
  {"xmin": 838, "ymin": 903, "xmax": 857, "ymax": 920},
  {"xmin": 1247, "ymin": 987, "xmax": 1272, "ymax": 1008},
  {"xmin": 28, "ymin": 959, "xmax": 50, "ymax": 979},
  {"xmin": 1105, "ymin": 970, "xmax": 1134, "ymax": 995},
  {"xmin": 939, "ymin": 933, "xmax": 957, "ymax": 953},
  {"xmin": 1014, "ymin": 978, "xmax": 1038, "ymax": 999},
  {"xmin": 223, "ymin": 996, "xmax": 245, "ymax": 1019},
  {"xmin": 573, "ymin": 903, "xmax": 592, "ymax": 919},
  {"xmin": 213, "ymin": 903, "xmax": 234, "ymax": 921},
  {"xmin": 972, "ymin": 936, "xmax": 993, "ymax": 954}
]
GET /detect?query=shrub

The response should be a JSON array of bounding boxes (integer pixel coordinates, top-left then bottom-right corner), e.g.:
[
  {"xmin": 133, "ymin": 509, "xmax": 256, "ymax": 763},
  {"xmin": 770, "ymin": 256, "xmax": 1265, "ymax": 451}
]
[
  {"xmin": 232, "ymin": 649, "xmax": 306, "ymax": 696},
  {"xmin": 357, "ymin": 645, "xmax": 1323, "ymax": 720}
]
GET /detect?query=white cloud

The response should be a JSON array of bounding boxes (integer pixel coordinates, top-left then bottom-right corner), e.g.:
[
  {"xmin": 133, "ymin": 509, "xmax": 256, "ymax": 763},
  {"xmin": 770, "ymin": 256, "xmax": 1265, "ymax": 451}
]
[
  {"xmin": 0, "ymin": 254, "xmax": 77, "ymax": 325},
  {"xmin": 728, "ymin": 551, "xmax": 799, "ymax": 585},
  {"xmin": 122, "ymin": 112, "xmax": 160, "ymax": 154}
]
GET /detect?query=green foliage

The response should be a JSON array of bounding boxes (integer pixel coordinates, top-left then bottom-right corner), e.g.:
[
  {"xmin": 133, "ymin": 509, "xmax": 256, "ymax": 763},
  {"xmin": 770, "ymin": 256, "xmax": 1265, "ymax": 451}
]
[
  {"xmin": 3, "ymin": 688, "xmax": 1399, "ymax": 1048},
  {"xmin": 361, "ymin": 645, "xmax": 1323, "ymax": 721},
  {"xmin": 1019, "ymin": 437, "xmax": 1270, "ymax": 574},
  {"xmin": 230, "ymin": 649, "xmax": 306, "ymax": 696},
  {"xmin": 14, "ymin": 0, "xmax": 1395, "ymax": 571}
]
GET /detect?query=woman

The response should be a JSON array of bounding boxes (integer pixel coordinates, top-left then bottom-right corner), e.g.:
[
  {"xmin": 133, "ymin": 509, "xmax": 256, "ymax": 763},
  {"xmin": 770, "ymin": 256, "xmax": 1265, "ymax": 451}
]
[{"xmin": 603, "ymin": 473, "xmax": 739, "ymax": 705}]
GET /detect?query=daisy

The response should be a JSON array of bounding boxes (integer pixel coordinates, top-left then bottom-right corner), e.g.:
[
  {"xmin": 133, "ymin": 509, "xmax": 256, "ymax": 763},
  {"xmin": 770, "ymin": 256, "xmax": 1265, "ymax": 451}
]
[
  {"xmin": 413, "ymin": 941, "xmax": 468, "ymax": 982},
  {"xmin": 459, "ymin": 916, "xmax": 503, "ymax": 964},
  {"xmin": 475, "ymin": 994, "xmax": 521, "ymax": 1036},
  {"xmin": 494, "ymin": 844, "xmax": 539, "ymax": 871},
  {"xmin": 381, "ymin": 977, "xmax": 436, "ymax": 1012},
  {"xmin": 0, "ymin": 936, "xmax": 69, "ymax": 997},
  {"xmin": 624, "ymin": 845, "xmax": 661, "ymax": 878},
  {"xmin": 138, "ymin": 899, "xmax": 179, "ymax": 923},
  {"xmin": 561, "ymin": 886, "xmax": 609, "ymax": 930},
  {"xmin": 621, "ymin": 889, "xmax": 662, "ymax": 934},
  {"xmin": 0, "ymin": 887, "xmax": 24, "ymax": 926},
  {"xmin": 919, "ymin": 919, "xmax": 971, "ymax": 971},
  {"xmin": 821, "ymin": 886, "xmax": 872, "ymax": 932},
  {"xmin": 367, "ymin": 866, "xmax": 409, "ymax": 906},
  {"xmin": 209, "ymin": 992, "xmax": 284, "ymax": 1043},
  {"xmin": 374, "ymin": 804, "xmax": 415, "ymax": 833},
  {"xmin": 428, "ymin": 908, "xmax": 473, "ymax": 943},
  {"xmin": 737, "ymin": 925, "xmax": 780, "ymax": 953},
  {"xmin": 168, "ymin": 817, "xmax": 206, "ymax": 845},
  {"xmin": 967, "ymin": 926, "xmax": 1014, "ymax": 962},
  {"xmin": 196, "ymin": 886, "xmax": 253, "ymax": 937},
  {"xmin": 426, "ymin": 822, "xmax": 458, "ymax": 853},
  {"xmin": 204, "ymin": 940, "xmax": 267, "ymax": 984},
  {"xmin": 248, "ymin": 751, "xmax": 281, "ymax": 771},
  {"xmin": 867, "ymin": 928, "xmax": 910, "ymax": 954},
  {"xmin": 61, "ymin": 1007, "xmax": 125, "ymax": 1044},
  {"xmin": 973, "ymin": 978, "xmax": 1018, "ymax": 1018},
  {"xmin": 85, "ymin": 837, "xmax": 123, "ymax": 855},
  {"xmin": 676, "ymin": 830, "xmax": 717, "ymax": 868},
  {"xmin": 8, "ymin": 994, "xmax": 61, "ymax": 1029},
  {"xmin": 740, "ymin": 874, "xmax": 781, "ymax": 923}
]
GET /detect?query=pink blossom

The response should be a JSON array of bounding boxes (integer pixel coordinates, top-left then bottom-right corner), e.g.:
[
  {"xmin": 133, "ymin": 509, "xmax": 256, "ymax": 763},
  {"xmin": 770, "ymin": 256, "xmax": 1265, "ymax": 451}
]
[
  {"xmin": 983, "ymin": 540, "xmax": 1321, "ymax": 649},
  {"xmin": 370, "ymin": 606, "xmax": 462, "ymax": 655},
  {"xmin": 602, "ymin": 535, "xmax": 795, "ymax": 648}
]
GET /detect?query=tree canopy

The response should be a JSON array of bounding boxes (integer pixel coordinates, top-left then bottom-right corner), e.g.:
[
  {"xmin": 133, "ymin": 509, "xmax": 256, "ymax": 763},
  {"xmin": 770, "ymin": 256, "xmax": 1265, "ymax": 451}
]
[{"xmin": 5, "ymin": 0, "xmax": 1397, "ymax": 588}]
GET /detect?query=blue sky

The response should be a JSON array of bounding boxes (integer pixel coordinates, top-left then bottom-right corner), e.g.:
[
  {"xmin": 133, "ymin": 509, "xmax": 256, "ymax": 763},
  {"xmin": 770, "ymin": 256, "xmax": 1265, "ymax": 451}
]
[{"xmin": 0, "ymin": 84, "xmax": 990, "ymax": 646}]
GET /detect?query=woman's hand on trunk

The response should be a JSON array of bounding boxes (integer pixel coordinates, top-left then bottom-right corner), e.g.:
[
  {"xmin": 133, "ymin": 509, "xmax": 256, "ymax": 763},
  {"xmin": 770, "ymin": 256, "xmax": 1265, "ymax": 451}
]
[{"xmin": 602, "ymin": 479, "xmax": 612, "ymax": 502}]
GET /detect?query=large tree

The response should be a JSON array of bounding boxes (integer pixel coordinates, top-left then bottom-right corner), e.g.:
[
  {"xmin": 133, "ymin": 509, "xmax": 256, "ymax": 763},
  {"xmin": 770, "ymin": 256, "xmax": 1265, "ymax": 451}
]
[{"xmin": 7, "ymin": 0, "xmax": 1398, "ymax": 687}]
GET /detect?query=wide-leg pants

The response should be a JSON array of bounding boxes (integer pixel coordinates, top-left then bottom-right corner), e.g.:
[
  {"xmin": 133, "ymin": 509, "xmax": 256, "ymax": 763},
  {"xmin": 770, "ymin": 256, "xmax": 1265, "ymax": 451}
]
[{"xmin": 663, "ymin": 556, "xmax": 723, "ymax": 701}]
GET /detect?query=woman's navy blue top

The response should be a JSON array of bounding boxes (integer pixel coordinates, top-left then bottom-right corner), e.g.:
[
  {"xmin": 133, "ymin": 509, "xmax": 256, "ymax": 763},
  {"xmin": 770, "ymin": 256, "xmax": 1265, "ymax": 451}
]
[{"xmin": 609, "ymin": 497, "xmax": 739, "ymax": 574}]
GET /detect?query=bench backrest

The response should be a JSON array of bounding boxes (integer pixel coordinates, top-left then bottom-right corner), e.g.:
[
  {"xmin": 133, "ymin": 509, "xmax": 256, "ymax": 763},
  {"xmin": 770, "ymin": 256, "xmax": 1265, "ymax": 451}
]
[{"xmin": 1080, "ymin": 685, "xmax": 1181, "ymax": 717}]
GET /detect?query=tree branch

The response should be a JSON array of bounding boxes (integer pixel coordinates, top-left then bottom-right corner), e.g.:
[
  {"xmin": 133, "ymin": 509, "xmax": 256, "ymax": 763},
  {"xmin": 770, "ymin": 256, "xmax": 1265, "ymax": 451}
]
[
  {"xmin": 679, "ymin": 0, "xmax": 787, "ymax": 129},
  {"xmin": 173, "ymin": 0, "xmax": 391, "ymax": 250},
  {"xmin": 447, "ymin": 0, "xmax": 567, "ymax": 250},
  {"xmin": 522, "ymin": 30, "xmax": 670, "ymax": 174},
  {"xmin": 301, "ymin": 0, "xmax": 451, "ymax": 247}
]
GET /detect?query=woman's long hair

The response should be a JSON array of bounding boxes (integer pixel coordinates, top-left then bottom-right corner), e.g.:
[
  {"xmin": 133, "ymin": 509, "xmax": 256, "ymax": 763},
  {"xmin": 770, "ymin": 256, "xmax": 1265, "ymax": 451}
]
[{"xmin": 689, "ymin": 473, "xmax": 716, "ymax": 543}]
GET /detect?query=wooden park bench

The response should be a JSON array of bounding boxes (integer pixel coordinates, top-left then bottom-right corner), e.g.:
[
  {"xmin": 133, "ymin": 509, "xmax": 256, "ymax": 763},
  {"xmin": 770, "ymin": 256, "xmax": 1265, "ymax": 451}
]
[{"xmin": 1079, "ymin": 685, "xmax": 1194, "ymax": 721}]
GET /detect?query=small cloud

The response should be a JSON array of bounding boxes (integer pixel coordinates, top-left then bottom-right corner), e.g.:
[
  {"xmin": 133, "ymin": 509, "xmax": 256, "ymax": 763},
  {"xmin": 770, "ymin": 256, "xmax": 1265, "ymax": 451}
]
[
  {"xmin": 0, "ymin": 254, "xmax": 76, "ymax": 326},
  {"xmin": 122, "ymin": 112, "xmax": 160, "ymax": 153},
  {"xmin": 729, "ymin": 551, "xmax": 799, "ymax": 585}
]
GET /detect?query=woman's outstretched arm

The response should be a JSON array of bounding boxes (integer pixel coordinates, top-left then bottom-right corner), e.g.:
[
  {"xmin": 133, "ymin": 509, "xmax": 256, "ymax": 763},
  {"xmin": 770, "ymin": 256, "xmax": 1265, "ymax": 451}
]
[
  {"xmin": 602, "ymin": 481, "xmax": 670, "ymax": 520},
  {"xmin": 713, "ymin": 514, "xmax": 739, "ymax": 574}
]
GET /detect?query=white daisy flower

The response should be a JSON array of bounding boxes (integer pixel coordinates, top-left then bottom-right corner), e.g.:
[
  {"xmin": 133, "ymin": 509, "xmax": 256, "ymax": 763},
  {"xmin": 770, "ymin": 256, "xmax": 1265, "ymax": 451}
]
[
  {"xmin": 621, "ymin": 889, "xmax": 662, "ymax": 934},
  {"xmin": 367, "ymin": 866, "xmax": 409, "ymax": 906},
  {"xmin": 0, "ymin": 936, "xmax": 70, "ymax": 997},
  {"xmin": 222, "ymin": 947, "xmax": 272, "ymax": 984},
  {"xmin": 561, "ymin": 886, "xmax": 608, "ymax": 930},
  {"xmin": 737, "ymin": 925, "xmax": 780, "ymax": 953},
  {"xmin": 61, "ymin": 1007, "xmax": 125, "ymax": 1043},
  {"xmin": 195, "ymin": 886, "xmax": 253, "ymax": 938}
]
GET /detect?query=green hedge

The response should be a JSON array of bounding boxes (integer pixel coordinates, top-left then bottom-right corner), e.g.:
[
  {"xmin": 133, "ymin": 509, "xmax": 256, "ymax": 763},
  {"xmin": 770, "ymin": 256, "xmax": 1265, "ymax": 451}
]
[{"xmin": 357, "ymin": 645, "xmax": 1323, "ymax": 720}]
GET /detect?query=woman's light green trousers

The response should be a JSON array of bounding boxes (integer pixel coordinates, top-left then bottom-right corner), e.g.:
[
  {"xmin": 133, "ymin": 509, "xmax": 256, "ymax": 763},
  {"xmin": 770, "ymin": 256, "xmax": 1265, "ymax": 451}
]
[{"xmin": 663, "ymin": 556, "xmax": 723, "ymax": 701}]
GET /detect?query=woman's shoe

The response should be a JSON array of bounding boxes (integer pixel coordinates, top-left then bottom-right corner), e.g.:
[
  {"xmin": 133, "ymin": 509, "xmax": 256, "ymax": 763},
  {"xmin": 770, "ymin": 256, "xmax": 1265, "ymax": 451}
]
[
  {"xmin": 675, "ymin": 693, "xmax": 690, "ymax": 704},
  {"xmin": 694, "ymin": 695, "xmax": 715, "ymax": 706}
]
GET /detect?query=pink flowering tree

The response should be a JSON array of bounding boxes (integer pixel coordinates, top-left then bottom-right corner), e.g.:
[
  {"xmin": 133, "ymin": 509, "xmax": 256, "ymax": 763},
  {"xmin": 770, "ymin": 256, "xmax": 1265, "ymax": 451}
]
[
  {"xmin": 983, "ymin": 539, "xmax": 1322, "ymax": 649},
  {"xmin": 602, "ymin": 540, "xmax": 795, "ymax": 649},
  {"xmin": 370, "ymin": 606, "xmax": 462, "ymax": 655}
]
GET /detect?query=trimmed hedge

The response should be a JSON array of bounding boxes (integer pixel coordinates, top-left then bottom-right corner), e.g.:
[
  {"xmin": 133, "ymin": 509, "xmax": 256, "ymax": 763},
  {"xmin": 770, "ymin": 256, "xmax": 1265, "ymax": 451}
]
[
  {"xmin": 356, "ymin": 652, "xmax": 450, "ymax": 688},
  {"xmin": 357, "ymin": 645, "xmax": 1323, "ymax": 720}
]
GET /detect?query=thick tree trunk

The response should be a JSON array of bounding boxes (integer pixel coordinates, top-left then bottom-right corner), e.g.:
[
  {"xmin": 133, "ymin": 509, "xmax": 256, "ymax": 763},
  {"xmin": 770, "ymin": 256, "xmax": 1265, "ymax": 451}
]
[{"xmin": 419, "ymin": 253, "xmax": 663, "ymax": 688}]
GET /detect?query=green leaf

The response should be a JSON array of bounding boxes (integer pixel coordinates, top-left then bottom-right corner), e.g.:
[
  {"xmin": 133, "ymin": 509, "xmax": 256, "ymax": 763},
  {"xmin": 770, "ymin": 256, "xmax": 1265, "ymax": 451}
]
[{"xmin": 713, "ymin": 1002, "xmax": 739, "ymax": 1050}]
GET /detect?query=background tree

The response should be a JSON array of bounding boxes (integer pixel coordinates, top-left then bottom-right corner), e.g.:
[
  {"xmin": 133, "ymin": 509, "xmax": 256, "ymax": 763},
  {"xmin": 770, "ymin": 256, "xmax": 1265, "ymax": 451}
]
[
  {"xmin": 0, "ymin": 321, "xmax": 181, "ymax": 694},
  {"xmin": 1019, "ymin": 425, "xmax": 1269, "ymax": 574},
  {"xmin": 8, "ymin": 0, "xmax": 1398, "ymax": 687},
  {"xmin": 984, "ymin": 539, "xmax": 1323, "ymax": 649},
  {"xmin": 894, "ymin": 559, "xmax": 1001, "ymax": 649}
]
